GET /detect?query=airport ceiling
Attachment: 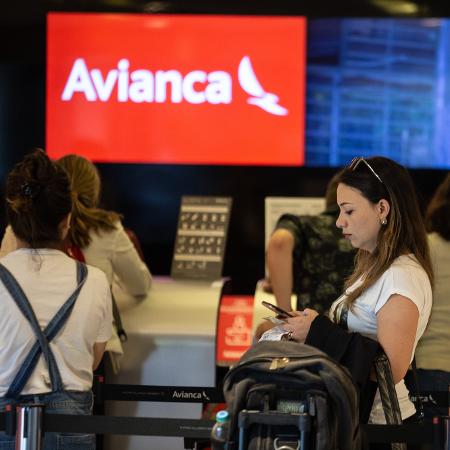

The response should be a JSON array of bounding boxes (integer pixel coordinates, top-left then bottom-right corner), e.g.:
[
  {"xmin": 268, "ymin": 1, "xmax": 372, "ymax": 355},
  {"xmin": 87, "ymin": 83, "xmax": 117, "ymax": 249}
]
[
  {"xmin": 2, "ymin": 0, "xmax": 450, "ymax": 63},
  {"xmin": 4, "ymin": 0, "xmax": 450, "ymax": 24}
]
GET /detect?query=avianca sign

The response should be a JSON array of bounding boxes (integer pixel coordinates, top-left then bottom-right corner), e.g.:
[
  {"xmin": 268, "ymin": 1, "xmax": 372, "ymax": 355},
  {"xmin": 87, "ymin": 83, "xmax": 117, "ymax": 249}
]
[
  {"xmin": 47, "ymin": 13, "xmax": 306, "ymax": 165},
  {"xmin": 62, "ymin": 58, "xmax": 233, "ymax": 105},
  {"xmin": 61, "ymin": 56, "xmax": 288, "ymax": 116}
]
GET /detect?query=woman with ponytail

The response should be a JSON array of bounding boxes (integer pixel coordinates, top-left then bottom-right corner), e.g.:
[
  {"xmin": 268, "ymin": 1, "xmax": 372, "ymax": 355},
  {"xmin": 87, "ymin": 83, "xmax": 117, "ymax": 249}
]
[
  {"xmin": 57, "ymin": 154, "xmax": 151, "ymax": 294},
  {"xmin": 0, "ymin": 149, "xmax": 112, "ymax": 450},
  {"xmin": 56, "ymin": 154, "xmax": 152, "ymax": 372}
]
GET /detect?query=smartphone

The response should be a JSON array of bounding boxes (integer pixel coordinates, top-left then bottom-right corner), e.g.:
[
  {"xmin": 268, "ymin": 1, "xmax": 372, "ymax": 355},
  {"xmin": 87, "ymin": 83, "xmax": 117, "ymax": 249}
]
[{"xmin": 261, "ymin": 300, "xmax": 295, "ymax": 318}]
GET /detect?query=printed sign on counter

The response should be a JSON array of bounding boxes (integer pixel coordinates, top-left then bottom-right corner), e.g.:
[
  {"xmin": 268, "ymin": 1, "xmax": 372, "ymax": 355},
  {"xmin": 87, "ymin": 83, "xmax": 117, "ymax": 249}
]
[
  {"xmin": 264, "ymin": 196, "xmax": 326, "ymax": 248},
  {"xmin": 216, "ymin": 295, "xmax": 254, "ymax": 366},
  {"xmin": 171, "ymin": 196, "xmax": 232, "ymax": 280}
]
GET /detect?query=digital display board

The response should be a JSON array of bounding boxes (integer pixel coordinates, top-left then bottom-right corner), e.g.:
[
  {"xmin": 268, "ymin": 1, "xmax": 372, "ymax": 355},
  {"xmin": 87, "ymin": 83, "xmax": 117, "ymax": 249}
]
[
  {"xmin": 305, "ymin": 18, "xmax": 450, "ymax": 168},
  {"xmin": 47, "ymin": 13, "xmax": 307, "ymax": 166}
]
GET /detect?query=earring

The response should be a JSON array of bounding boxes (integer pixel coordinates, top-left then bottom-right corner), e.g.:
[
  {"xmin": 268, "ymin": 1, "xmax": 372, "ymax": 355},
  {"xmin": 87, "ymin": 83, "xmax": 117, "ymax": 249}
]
[{"xmin": 381, "ymin": 218, "xmax": 387, "ymax": 226}]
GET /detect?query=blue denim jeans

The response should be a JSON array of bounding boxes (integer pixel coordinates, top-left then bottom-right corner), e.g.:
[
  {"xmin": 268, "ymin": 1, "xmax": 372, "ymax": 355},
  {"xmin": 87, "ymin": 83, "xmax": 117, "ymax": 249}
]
[{"xmin": 0, "ymin": 391, "xmax": 95, "ymax": 450}]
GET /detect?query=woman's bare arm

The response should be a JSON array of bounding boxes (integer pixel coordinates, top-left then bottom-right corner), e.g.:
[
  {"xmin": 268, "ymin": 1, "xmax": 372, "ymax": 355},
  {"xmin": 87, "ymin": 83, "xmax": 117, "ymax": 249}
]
[{"xmin": 377, "ymin": 294, "xmax": 419, "ymax": 384}]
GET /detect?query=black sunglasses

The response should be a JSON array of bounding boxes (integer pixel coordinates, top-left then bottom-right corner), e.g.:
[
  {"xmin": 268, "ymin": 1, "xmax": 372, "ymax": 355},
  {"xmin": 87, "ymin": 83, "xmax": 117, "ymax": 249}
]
[{"xmin": 349, "ymin": 157, "xmax": 384, "ymax": 184}]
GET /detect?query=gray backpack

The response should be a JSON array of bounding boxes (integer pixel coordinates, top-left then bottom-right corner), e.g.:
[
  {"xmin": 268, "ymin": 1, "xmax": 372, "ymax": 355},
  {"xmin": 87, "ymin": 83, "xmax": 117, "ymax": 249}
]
[{"xmin": 222, "ymin": 341, "xmax": 362, "ymax": 450}]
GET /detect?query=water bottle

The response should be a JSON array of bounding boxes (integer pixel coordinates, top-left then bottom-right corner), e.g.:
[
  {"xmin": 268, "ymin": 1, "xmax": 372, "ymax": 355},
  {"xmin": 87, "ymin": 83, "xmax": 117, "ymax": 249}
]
[{"xmin": 210, "ymin": 409, "xmax": 230, "ymax": 450}]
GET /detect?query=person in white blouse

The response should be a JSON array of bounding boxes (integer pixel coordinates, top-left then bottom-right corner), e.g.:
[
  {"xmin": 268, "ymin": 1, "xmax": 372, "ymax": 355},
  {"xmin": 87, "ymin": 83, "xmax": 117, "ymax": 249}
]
[
  {"xmin": 56, "ymin": 154, "xmax": 152, "ymax": 294},
  {"xmin": 283, "ymin": 157, "xmax": 433, "ymax": 436},
  {"xmin": 57, "ymin": 154, "xmax": 152, "ymax": 371}
]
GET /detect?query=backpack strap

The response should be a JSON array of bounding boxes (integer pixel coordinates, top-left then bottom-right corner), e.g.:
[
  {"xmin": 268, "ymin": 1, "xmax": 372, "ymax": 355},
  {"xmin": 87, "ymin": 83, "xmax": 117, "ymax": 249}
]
[
  {"xmin": 374, "ymin": 349, "xmax": 406, "ymax": 450},
  {"xmin": 111, "ymin": 292, "xmax": 127, "ymax": 342},
  {"xmin": 0, "ymin": 261, "xmax": 87, "ymax": 398},
  {"xmin": 410, "ymin": 357, "xmax": 425, "ymax": 420}
]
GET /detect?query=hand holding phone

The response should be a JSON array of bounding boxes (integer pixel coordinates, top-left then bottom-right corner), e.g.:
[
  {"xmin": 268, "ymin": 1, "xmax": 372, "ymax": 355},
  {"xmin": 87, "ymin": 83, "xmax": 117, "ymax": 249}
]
[{"xmin": 261, "ymin": 300, "xmax": 294, "ymax": 319}]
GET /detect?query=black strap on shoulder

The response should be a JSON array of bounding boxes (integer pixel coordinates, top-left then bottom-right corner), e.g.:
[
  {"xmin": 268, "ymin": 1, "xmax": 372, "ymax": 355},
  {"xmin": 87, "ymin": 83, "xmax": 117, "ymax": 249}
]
[
  {"xmin": 112, "ymin": 292, "xmax": 127, "ymax": 342},
  {"xmin": 411, "ymin": 357, "xmax": 425, "ymax": 420}
]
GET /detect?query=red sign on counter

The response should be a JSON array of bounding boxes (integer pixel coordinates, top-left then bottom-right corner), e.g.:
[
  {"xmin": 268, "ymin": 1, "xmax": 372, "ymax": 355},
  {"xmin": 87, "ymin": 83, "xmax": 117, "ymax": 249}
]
[
  {"xmin": 216, "ymin": 295, "xmax": 254, "ymax": 365},
  {"xmin": 46, "ymin": 13, "xmax": 306, "ymax": 166}
]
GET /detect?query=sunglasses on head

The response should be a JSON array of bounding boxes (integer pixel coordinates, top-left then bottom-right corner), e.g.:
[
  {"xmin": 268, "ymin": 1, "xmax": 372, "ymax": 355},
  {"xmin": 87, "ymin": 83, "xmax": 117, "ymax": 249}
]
[{"xmin": 349, "ymin": 157, "xmax": 384, "ymax": 184}]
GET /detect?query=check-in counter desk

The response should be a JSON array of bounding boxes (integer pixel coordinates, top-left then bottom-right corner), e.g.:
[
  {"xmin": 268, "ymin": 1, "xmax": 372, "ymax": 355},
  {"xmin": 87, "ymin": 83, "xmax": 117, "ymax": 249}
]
[{"xmin": 105, "ymin": 276, "xmax": 227, "ymax": 450}]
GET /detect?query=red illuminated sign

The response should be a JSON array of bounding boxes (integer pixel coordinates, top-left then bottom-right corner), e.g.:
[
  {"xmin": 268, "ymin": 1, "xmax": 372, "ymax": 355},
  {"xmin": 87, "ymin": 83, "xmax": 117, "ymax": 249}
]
[
  {"xmin": 47, "ymin": 13, "xmax": 306, "ymax": 166},
  {"xmin": 216, "ymin": 295, "xmax": 254, "ymax": 365}
]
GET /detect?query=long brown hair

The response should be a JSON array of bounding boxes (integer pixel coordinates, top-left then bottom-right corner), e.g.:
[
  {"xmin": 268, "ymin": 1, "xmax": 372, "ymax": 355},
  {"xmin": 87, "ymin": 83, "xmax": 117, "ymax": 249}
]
[
  {"xmin": 6, "ymin": 149, "xmax": 72, "ymax": 248},
  {"xmin": 57, "ymin": 154, "xmax": 121, "ymax": 249},
  {"xmin": 338, "ymin": 156, "xmax": 433, "ymax": 309},
  {"xmin": 426, "ymin": 173, "xmax": 450, "ymax": 241}
]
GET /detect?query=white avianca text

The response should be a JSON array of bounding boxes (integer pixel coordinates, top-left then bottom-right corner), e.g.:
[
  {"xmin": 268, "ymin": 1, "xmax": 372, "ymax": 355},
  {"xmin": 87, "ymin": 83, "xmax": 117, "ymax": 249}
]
[{"xmin": 61, "ymin": 58, "xmax": 233, "ymax": 104}]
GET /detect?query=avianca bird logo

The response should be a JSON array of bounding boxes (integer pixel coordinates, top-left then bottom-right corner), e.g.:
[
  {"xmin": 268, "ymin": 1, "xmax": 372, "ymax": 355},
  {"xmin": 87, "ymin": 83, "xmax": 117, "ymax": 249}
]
[{"xmin": 238, "ymin": 56, "xmax": 288, "ymax": 116}]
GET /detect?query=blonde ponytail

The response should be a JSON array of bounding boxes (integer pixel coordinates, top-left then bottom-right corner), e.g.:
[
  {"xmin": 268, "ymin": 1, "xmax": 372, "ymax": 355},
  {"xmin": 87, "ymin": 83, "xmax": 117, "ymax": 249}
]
[{"xmin": 57, "ymin": 154, "xmax": 121, "ymax": 249}]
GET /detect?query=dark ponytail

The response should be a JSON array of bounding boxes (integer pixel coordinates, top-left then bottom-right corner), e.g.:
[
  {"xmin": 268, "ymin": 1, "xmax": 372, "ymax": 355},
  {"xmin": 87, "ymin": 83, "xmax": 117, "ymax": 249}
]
[{"xmin": 5, "ymin": 149, "xmax": 72, "ymax": 248}]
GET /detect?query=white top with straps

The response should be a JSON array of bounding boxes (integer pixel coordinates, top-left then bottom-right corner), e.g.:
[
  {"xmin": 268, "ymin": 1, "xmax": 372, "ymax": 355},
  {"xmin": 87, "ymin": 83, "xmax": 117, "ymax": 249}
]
[{"xmin": 0, "ymin": 249, "xmax": 112, "ymax": 396}]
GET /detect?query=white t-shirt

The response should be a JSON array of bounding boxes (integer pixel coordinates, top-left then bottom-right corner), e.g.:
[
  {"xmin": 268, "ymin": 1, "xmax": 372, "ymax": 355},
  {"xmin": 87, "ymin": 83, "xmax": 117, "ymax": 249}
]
[
  {"xmin": 0, "ymin": 248, "xmax": 112, "ymax": 397},
  {"xmin": 329, "ymin": 254, "xmax": 432, "ymax": 424}
]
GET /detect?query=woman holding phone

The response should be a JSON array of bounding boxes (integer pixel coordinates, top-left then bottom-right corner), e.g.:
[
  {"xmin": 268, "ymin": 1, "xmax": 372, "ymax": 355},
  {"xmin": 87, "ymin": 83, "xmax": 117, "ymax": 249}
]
[{"xmin": 282, "ymin": 156, "xmax": 433, "ymax": 431}]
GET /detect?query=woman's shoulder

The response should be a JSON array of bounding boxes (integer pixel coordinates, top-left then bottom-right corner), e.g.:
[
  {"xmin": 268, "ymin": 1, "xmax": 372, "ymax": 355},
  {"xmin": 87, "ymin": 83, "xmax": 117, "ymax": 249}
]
[
  {"xmin": 391, "ymin": 253, "xmax": 424, "ymax": 270},
  {"xmin": 84, "ymin": 262, "xmax": 110, "ymax": 287},
  {"xmin": 88, "ymin": 220, "xmax": 123, "ymax": 240},
  {"xmin": 368, "ymin": 255, "xmax": 431, "ymax": 315},
  {"xmin": 381, "ymin": 255, "xmax": 431, "ymax": 300}
]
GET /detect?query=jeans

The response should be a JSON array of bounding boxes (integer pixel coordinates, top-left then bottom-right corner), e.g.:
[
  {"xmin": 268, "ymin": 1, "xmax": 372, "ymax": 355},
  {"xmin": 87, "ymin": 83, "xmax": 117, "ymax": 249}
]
[{"xmin": 0, "ymin": 390, "xmax": 95, "ymax": 450}]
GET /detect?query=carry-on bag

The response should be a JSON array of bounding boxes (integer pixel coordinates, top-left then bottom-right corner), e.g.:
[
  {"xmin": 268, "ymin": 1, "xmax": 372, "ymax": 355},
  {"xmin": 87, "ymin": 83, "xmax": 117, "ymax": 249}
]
[{"xmin": 222, "ymin": 340, "xmax": 362, "ymax": 450}]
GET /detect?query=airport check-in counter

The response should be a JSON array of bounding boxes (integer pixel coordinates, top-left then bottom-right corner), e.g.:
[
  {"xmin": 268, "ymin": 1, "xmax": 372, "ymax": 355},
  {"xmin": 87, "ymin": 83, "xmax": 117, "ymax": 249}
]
[{"xmin": 105, "ymin": 276, "xmax": 227, "ymax": 450}]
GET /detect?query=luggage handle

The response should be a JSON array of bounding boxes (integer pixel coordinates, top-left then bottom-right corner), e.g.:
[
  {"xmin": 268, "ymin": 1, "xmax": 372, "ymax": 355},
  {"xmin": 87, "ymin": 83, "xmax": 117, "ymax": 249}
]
[
  {"xmin": 274, "ymin": 437, "xmax": 300, "ymax": 450},
  {"xmin": 238, "ymin": 410, "xmax": 310, "ymax": 450},
  {"xmin": 238, "ymin": 410, "xmax": 310, "ymax": 429}
]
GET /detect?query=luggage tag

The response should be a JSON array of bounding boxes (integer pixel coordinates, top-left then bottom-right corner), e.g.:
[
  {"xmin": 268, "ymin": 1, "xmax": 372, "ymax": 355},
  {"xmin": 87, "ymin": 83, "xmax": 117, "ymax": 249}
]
[{"xmin": 259, "ymin": 325, "xmax": 287, "ymax": 341}]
